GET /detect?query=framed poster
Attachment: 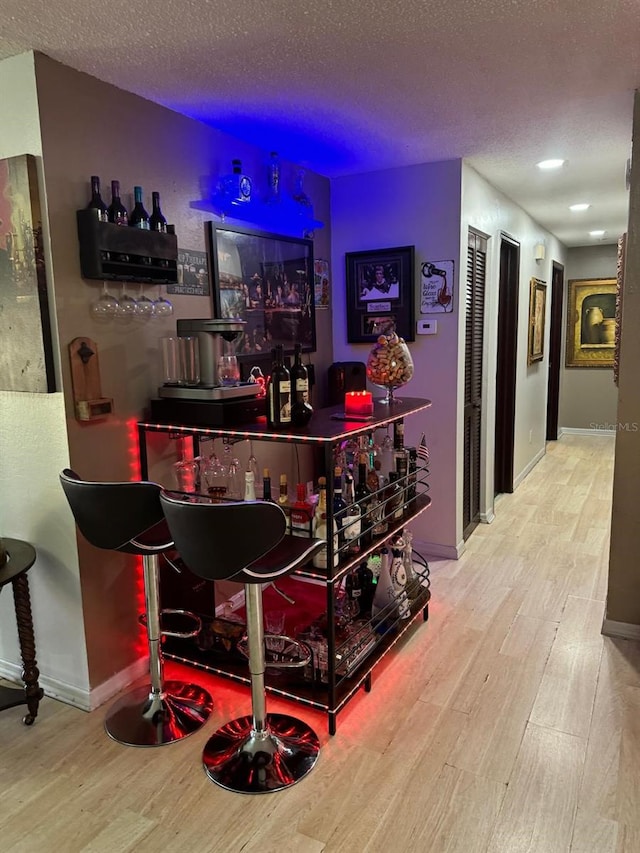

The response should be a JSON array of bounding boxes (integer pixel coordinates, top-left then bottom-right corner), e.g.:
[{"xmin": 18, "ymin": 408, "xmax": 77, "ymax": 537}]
[
  {"xmin": 168, "ymin": 248, "xmax": 209, "ymax": 296},
  {"xmin": 565, "ymin": 278, "xmax": 616, "ymax": 368},
  {"xmin": 420, "ymin": 260, "xmax": 454, "ymax": 313},
  {"xmin": 345, "ymin": 245, "xmax": 415, "ymax": 343},
  {"xmin": 527, "ymin": 277, "xmax": 547, "ymax": 365},
  {"xmin": 0, "ymin": 154, "xmax": 55, "ymax": 392}
]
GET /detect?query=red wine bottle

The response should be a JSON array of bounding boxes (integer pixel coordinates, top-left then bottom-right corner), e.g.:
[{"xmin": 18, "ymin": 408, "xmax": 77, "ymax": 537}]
[
  {"xmin": 129, "ymin": 186, "xmax": 150, "ymax": 230},
  {"xmin": 107, "ymin": 180, "xmax": 128, "ymax": 225},
  {"xmin": 87, "ymin": 176, "xmax": 108, "ymax": 222},
  {"xmin": 267, "ymin": 345, "xmax": 292, "ymax": 429},
  {"xmin": 149, "ymin": 191, "xmax": 167, "ymax": 232},
  {"xmin": 290, "ymin": 343, "xmax": 313, "ymax": 426}
]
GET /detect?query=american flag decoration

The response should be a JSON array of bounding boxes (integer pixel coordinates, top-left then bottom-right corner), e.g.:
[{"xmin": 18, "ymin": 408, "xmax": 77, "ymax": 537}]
[{"xmin": 417, "ymin": 432, "xmax": 430, "ymax": 464}]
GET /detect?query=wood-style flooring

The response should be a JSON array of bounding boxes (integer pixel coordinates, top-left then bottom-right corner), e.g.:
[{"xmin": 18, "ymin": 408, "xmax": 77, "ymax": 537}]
[{"xmin": 1, "ymin": 434, "xmax": 636, "ymax": 852}]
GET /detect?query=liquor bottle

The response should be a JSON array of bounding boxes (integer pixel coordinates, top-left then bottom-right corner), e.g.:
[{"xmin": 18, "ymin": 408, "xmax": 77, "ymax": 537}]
[
  {"xmin": 129, "ymin": 186, "xmax": 150, "ymax": 230},
  {"xmin": 333, "ymin": 467, "xmax": 347, "ymax": 553},
  {"xmin": 406, "ymin": 447, "xmax": 418, "ymax": 511},
  {"xmin": 293, "ymin": 169, "xmax": 314, "ymax": 220},
  {"xmin": 222, "ymin": 159, "xmax": 252, "ymax": 204},
  {"xmin": 244, "ymin": 471, "xmax": 256, "ymax": 501},
  {"xmin": 343, "ymin": 472, "xmax": 362, "ymax": 556},
  {"xmin": 267, "ymin": 151, "xmax": 280, "ymax": 203},
  {"xmin": 149, "ymin": 191, "xmax": 168, "ymax": 232},
  {"xmin": 390, "ymin": 542, "xmax": 410, "ymax": 619},
  {"xmin": 278, "ymin": 473, "xmax": 290, "ymax": 532},
  {"xmin": 290, "ymin": 343, "xmax": 313, "ymax": 427},
  {"xmin": 107, "ymin": 180, "xmax": 128, "ymax": 226},
  {"xmin": 262, "ymin": 468, "xmax": 274, "ymax": 502},
  {"xmin": 393, "ymin": 420, "xmax": 409, "ymax": 483},
  {"xmin": 290, "ymin": 483, "xmax": 312, "ymax": 538},
  {"xmin": 372, "ymin": 546, "xmax": 398, "ymax": 628},
  {"xmin": 387, "ymin": 472, "xmax": 404, "ymax": 522},
  {"xmin": 358, "ymin": 559, "xmax": 375, "ymax": 617},
  {"xmin": 312, "ymin": 477, "xmax": 338, "ymax": 569},
  {"xmin": 355, "ymin": 453, "xmax": 372, "ymax": 546},
  {"xmin": 345, "ymin": 569, "xmax": 362, "ymax": 617},
  {"xmin": 267, "ymin": 345, "xmax": 292, "ymax": 428},
  {"xmin": 87, "ymin": 176, "xmax": 108, "ymax": 222},
  {"xmin": 368, "ymin": 461, "xmax": 388, "ymax": 538}
]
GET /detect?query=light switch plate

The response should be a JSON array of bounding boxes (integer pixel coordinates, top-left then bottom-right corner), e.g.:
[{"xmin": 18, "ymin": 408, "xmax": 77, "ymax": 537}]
[{"xmin": 417, "ymin": 319, "xmax": 438, "ymax": 335}]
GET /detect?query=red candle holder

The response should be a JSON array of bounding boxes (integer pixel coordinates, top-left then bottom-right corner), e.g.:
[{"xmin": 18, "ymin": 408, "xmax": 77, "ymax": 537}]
[{"xmin": 344, "ymin": 390, "xmax": 373, "ymax": 417}]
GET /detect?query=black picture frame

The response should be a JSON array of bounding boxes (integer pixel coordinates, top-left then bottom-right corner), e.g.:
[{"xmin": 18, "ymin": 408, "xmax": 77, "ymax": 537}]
[
  {"xmin": 345, "ymin": 245, "xmax": 415, "ymax": 343},
  {"xmin": 206, "ymin": 222, "xmax": 316, "ymax": 366}
]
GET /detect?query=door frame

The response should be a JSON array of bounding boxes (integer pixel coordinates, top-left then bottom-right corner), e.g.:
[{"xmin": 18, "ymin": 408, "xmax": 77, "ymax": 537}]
[{"xmin": 546, "ymin": 261, "xmax": 565, "ymax": 440}]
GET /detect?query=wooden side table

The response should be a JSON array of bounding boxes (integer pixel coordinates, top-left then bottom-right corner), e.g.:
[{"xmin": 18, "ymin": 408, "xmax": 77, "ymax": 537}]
[{"xmin": 0, "ymin": 538, "xmax": 44, "ymax": 724}]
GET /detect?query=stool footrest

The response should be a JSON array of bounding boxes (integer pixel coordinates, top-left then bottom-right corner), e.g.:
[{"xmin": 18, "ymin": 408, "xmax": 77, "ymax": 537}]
[{"xmin": 138, "ymin": 608, "xmax": 202, "ymax": 639}]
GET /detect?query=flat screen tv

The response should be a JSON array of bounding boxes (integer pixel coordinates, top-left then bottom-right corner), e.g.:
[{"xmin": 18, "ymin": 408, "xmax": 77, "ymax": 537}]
[{"xmin": 205, "ymin": 222, "xmax": 316, "ymax": 371}]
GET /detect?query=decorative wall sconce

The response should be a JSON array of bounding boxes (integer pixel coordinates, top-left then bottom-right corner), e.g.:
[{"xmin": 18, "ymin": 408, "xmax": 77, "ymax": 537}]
[{"xmin": 534, "ymin": 242, "xmax": 546, "ymax": 262}]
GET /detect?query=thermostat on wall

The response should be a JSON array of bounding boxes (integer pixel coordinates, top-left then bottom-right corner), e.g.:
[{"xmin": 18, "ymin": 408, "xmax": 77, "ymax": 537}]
[{"xmin": 417, "ymin": 319, "xmax": 438, "ymax": 335}]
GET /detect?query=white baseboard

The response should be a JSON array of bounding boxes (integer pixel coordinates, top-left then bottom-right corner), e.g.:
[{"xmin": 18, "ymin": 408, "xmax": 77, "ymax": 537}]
[
  {"xmin": 513, "ymin": 446, "xmax": 546, "ymax": 489},
  {"xmin": 559, "ymin": 427, "xmax": 616, "ymax": 437},
  {"xmin": 0, "ymin": 655, "xmax": 149, "ymax": 712},
  {"xmin": 480, "ymin": 510, "xmax": 496, "ymax": 524},
  {"xmin": 411, "ymin": 537, "xmax": 464, "ymax": 560},
  {"xmin": 601, "ymin": 618, "xmax": 640, "ymax": 641}
]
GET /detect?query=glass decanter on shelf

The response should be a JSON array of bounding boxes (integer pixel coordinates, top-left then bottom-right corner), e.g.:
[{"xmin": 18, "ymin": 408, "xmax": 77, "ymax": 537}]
[{"xmin": 366, "ymin": 323, "xmax": 414, "ymax": 405}]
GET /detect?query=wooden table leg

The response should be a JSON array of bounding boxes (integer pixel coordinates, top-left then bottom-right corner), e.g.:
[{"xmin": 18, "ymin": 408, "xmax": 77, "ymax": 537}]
[{"xmin": 11, "ymin": 573, "xmax": 43, "ymax": 725}]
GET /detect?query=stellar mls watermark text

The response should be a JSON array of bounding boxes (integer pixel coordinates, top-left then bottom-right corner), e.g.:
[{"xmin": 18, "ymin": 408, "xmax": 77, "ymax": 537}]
[{"xmin": 590, "ymin": 422, "xmax": 639, "ymax": 432}]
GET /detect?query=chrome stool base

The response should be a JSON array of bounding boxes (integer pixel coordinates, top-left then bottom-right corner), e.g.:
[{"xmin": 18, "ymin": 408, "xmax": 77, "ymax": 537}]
[
  {"xmin": 202, "ymin": 713, "xmax": 320, "ymax": 793},
  {"xmin": 105, "ymin": 681, "xmax": 213, "ymax": 747}
]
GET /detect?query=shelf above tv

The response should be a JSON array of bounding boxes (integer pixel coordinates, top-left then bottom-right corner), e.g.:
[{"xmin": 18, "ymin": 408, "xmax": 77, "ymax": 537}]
[{"xmin": 191, "ymin": 195, "xmax": 324, "ymax": 238}]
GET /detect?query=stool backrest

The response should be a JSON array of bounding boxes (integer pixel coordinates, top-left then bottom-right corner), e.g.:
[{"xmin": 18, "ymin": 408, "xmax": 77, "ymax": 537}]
[
  {"xmin": 60, "ymin": 469, "xmax": 170, "ymax": 553},
  {"xmin": 160, "ymin": 491, "xmax": 287, "ymax": 581}
]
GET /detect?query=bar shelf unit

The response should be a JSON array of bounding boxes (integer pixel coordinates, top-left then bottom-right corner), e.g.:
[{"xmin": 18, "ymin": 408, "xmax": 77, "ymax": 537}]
[{"xmin": 138, "ymin": 396, "xmax": 432, "ymax": 733}]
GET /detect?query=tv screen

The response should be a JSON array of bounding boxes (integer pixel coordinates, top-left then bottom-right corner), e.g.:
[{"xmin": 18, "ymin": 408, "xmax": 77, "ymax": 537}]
[{"xmin": 206, "ymin": 223, "xmax": 316, "ymax": 368}]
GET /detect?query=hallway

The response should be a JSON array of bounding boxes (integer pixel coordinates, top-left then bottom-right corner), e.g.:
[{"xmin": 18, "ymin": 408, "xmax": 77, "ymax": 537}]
[{"xmin": 0, "ymin": 434, "xmax": 635, "ymax": 852}]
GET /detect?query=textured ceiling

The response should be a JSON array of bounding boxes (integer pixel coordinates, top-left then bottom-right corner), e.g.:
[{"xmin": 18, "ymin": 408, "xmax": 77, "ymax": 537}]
[{"xmin": 2, "ymin": 0, "xmax": 639, "ymax": 246}]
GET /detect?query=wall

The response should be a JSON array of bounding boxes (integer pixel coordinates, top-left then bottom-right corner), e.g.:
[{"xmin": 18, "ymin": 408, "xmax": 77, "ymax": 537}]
[
  {"xmin": 460, "ymin": 164, "xmax": 567, "ymax": 524},
  {"xmin": 0, "ymin": 53, "xmax": 91, "ymax": 703},
  {"xmin": 1, "ymin": 51, "xmax": 332, "ymax": 706},
  {"xmin": 559, "ymin": 244, "xmax": 619, "ymax": 431},
  {"xmin": 331, "ymin": 160, "xmax": 463, "ymax": 556},
  {"xmin": 606, "ymin": 89, "xmax": 640, "ymax": 631}
]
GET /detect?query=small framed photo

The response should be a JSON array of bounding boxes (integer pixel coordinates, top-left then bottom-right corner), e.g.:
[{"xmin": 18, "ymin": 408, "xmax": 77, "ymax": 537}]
[
  {"xmin": 345, "ymin": 246, "xmax": 415, "ymax": 343},
  {"xmin": 528, "ymin": 277, "xmax": 547, "ymax": 365}
]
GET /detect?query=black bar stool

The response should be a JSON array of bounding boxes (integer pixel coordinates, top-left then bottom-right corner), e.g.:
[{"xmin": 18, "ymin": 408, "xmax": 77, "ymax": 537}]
[
  {"xmin": 60, "ymin": 469, "xmax": 213, "ymax": 747},
  {"xmin": 160, "ymin": 492, "xmax": 324, "ymax": 794}
]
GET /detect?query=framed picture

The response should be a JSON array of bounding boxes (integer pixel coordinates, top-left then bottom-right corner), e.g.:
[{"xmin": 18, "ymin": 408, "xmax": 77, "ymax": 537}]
[
  {"xmin": 565, "ymin": 277, "xmax": 616, "ymax": 368},
  {"xmin": 206, "ymin": 222, "xmax": 316, "ymax": 364},
  {"xmin": 527, "ymin": 278, "xmax": 547, "ymax": 365},
  {"xmin": 0, "ymin": 154, "xmax": 55, "ymax": 393},
  {"xmin": 420, "ymin": 260, "xmax": 455, "ymax": 313},
  {"xmin": 345, "ymin": 246, "xmax": 415, "ymax": 343}
]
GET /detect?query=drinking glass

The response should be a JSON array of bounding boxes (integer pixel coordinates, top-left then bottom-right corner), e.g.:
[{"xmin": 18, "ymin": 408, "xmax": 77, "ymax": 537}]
[
  {"xmin": 265, "ymin": 610, "xmax": 286, "ymax": 655},
  {"xmin": 115, "ymin": 283, "xmax": 137, "ymax": 320},
  {"xmin": 90, "ymin": 282, "xmax": 119, "ymax": 318},
  {"xmin": 135, "ymin": 283, "xmax": 155, "ymax": 318},
  {"xmin": 152, "ymin": 287, "xmax": 173, "ymax": 317},
  {"xmin": 217, "ymin": 355, "xmax": 240, "ymax": 386}
]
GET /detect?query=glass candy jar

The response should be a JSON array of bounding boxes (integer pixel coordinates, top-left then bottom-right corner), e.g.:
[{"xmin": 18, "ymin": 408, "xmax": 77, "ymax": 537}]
[{"xmin": 366, "ymin": 329, "xmax": 414, "ymax": 404}]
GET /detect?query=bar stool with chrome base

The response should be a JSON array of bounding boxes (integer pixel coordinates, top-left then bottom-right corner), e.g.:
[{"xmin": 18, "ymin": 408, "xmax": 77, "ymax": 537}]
[
  {"xmin": 59, "ymin": 469, "xmax": 214, "ymax": 747},
  {"xmin": 160, "ymin": 492, "xmax": 324, "ymax": 793}
]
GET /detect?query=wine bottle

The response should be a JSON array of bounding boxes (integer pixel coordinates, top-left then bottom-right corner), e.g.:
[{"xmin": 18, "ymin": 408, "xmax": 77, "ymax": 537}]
[
  {"xmin": 312, "ymin": 477, "xmax": 338, "ymax": 569},
  {"xmin": 129, "ymin": 186, "xmax": 150, "ymax": 230},
  {"xmin": 107, "ymin": 180, "xmax": 128, "ymax": 226},
  {"xmin": 262, "ymin": 468, "xmax": 274, "ymax": 502},
  {"xmin": 290, "ymin": 343, "xmax": 313, "ymax": 427},
  {"xmin": 278, "ymin": 473, "xmax": 290, "ymax": 533},
  {"xmin": 267, "ymin": 345, "xmax": 292, "ymax": 428},
  {"xmin": 149, "ymin": 191, "xmax": 168, "ymax": 232},
  {"xmin": 343, "ymin": 472, "xmax": 362, "ymax": 556},
  {"xmin": 87, "ymin": 176, "xmax": 108, "ymax": 222},
  {"xmin": 333, "ymin": 467, "xmax": 347, "ymax": 552},
  {"xmin": 355, "ymin": 453, "xmax": 373, "ymax": 546}
]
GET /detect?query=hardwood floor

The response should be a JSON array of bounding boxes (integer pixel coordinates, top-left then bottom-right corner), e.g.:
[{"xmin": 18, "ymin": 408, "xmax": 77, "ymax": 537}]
[{"xmin": 1, "ymin": 434, "xmax": 636, "ymax": 852}]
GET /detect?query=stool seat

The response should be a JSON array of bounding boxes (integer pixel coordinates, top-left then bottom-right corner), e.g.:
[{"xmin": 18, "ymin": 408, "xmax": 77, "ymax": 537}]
[
  {"xmin": 160, "ymin": 491, "xmax": 325, "ymax": 793},
  {"xmin": 60, "ymin": 470, "xmax": 213, "ymax": 747}
]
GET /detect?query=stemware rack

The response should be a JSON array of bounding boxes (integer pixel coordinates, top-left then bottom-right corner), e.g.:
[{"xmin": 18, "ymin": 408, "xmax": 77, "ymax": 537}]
[
  {"xmin": 138, "ymin": 396, "xmax": 432, "ymax": 734},
  {"xmin": 76, "ymin": 209, "xmax": 178, "ymax": 284}
]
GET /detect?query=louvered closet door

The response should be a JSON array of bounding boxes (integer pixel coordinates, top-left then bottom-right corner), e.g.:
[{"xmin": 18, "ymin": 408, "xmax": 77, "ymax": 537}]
[{"xmin": 463, "ymin": 231, "xmax": 487, "ymax": 538}]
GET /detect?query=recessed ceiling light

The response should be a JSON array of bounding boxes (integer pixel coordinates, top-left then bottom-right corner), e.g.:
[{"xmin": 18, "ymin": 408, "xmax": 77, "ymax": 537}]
[
  {"xmin": 537, "ymin": 159, "xmax": 566, "ymax": 170},
  {"xmin": 569, "ymin": 203, "xmax": 590, "ymax": 211},
  {"xmin": 589, "ymin": 230, "xmax": 606, "ymax": 237}
]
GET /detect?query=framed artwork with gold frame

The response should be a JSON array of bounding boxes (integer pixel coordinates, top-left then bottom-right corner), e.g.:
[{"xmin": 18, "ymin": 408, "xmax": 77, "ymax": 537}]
[
  {"xmin": 527, "ymin": 277, "xmax": 547, "ymax": 365},
  {"xmin": 565, "ymin": 278, "xmax": 616, "ymax": 368}
]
